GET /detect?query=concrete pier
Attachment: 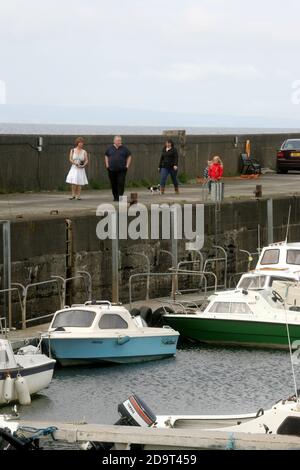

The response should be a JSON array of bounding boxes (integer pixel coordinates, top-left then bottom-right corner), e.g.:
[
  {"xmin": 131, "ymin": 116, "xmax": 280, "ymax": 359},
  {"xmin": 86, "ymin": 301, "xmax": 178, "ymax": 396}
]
[{"xmin": 17, "ymin": 420, "xmax": 300, "ymax": 450}]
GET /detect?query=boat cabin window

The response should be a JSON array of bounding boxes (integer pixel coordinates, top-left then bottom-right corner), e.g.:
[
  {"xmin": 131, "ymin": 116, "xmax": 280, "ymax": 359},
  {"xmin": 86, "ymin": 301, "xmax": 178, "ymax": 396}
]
[
  {"xmin": 230, "ymin": 302, "xmax": 252, "ymax": 314},
  {"xmin": 99, "ymin": 314, "xmax": 128, "ymax": 329},
  {"xmin": 52, "ymin": 310, "xmax": 96, "ymax": 328},
  {"xmin": 238, "ymin": 275, "xmax": 266, "ymax": 290},
  {"xmin": 287, "ymin": 250, "xmax": 300, "ymax": 265},
  {"xmin": 209, "ymin": 302, "xmax": 252, "ymax": 314},
  {"xmin": 209, "ymin": 302, "xmax": 230, "ymax": 313},
  {"xmin": 260, "ymin": 249, "xmax": 280, "ymax": 265},
  {"xmin": 277, "ymin": 417, "xmax": 300, "ymax": 436},
  {"xmin": 269, "ymin": 276, "xmax": 295, "ymax": 286}
]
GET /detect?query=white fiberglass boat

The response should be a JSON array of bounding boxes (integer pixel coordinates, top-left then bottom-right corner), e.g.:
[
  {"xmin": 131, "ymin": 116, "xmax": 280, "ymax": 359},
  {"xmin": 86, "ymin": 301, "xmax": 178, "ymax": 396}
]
[
  {"xmin": 0, "ymin": 339, "xmax": 55, "ymax": 405},
  {"xmin": 156, "ymin": 394, "xmax": 300, "ymax": 437}
]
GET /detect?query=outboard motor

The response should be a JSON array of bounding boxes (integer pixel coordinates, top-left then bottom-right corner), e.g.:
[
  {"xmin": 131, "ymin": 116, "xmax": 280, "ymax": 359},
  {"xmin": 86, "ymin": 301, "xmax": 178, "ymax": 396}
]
[{"xmin": 85, "ymin": 394, "xmax": 157, "ymax": 450}]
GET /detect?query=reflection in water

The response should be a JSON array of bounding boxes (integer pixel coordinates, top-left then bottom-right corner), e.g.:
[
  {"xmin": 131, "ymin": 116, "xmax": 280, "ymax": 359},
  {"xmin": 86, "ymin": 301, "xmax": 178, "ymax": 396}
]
[{"xmin": 1, "ymin": 345, "xmax": 297, "ymax": 426}]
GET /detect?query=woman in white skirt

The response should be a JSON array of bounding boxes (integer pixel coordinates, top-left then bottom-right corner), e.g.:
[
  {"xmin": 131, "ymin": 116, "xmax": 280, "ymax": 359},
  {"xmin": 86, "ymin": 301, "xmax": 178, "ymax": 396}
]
[{"xmin": 66, "ymin": 137, "xmax": 89, "ymax": 200}]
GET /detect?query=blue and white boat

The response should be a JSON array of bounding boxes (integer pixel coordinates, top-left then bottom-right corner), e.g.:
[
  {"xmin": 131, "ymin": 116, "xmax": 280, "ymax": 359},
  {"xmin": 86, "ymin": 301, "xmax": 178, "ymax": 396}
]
[{"xmin": 42, "ymin": 301, "xmax": 179, "ymax": 366}]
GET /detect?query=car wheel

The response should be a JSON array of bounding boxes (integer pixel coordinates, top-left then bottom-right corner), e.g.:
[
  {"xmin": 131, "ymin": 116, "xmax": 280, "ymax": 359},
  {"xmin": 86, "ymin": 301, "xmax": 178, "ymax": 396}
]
[{"xmin": 277, "ymin": 168, "xmax": 288, "ymax": 174}]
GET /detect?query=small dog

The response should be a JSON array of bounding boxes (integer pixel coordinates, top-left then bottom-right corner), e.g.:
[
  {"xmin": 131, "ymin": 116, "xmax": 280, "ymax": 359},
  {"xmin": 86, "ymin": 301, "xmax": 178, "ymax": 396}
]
[{"xmin": 148, "ymin": 184, "xmax": 161, "ymax": 194}]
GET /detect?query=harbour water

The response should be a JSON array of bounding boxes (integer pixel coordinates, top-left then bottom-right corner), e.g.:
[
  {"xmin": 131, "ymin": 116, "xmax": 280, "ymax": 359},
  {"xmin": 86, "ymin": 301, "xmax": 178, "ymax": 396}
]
[{"xmin": 2, "ymin": 344, "xmax": 299, "ymax": 425}]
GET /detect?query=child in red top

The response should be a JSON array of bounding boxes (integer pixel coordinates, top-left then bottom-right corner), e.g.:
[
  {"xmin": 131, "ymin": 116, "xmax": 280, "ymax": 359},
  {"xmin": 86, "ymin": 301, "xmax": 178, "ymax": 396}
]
[{"xmin": 208, "ymin": 156, "xmax": 223, "ymax": 180}]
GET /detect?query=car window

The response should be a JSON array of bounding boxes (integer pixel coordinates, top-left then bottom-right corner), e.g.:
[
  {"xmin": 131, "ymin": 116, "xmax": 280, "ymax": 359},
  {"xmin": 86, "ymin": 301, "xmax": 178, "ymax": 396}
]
[
  {"xmin": 283, "ymin": 140, "xmax": 300, "ymax": 150},
  {"xmin": 52, "ymin": 310, "xmax": 96, "ymax": 328},
  {"xmin": 99, "ymin": 314, "xmax": 128, "ymax": 329}
]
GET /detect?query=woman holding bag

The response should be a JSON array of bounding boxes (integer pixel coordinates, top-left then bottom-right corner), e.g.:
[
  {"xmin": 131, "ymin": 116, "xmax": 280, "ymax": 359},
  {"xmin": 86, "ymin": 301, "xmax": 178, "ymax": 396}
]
[{"xmin": 66, "ymin": 137, "xmax": 89, "ymax": 200}]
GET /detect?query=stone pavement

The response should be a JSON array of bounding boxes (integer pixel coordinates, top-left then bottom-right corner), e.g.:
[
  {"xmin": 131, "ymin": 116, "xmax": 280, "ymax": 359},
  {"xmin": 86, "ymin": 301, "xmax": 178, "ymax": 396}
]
[{"xmin": 0, "ymin": 173, "xmax": 300, "ymax": 221}]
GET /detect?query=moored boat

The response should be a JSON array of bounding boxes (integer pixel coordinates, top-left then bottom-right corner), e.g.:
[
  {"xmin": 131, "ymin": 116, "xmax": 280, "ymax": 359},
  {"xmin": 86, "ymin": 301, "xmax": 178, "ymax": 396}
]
[
  {"xmin": 0, "ymin": 339, "xmax": 55, "ymax": 405},
  {"xmin": 163, "ymin": 241, "xmax": 300, "ymax": 349},
  {"xmin": 156, "ymin": 393, "xmax": 300, "ymax": 435},
  {"xmin": 42, "ymin": 301, "xmax": 179, "ymax": 366}
]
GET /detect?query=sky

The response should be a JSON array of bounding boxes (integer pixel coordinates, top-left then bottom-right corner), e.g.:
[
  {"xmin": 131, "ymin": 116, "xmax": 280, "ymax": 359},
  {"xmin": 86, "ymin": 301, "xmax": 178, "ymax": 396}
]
[{"xmin": 1, "ymin": 0, "xmax": 300, "ymax": 123}]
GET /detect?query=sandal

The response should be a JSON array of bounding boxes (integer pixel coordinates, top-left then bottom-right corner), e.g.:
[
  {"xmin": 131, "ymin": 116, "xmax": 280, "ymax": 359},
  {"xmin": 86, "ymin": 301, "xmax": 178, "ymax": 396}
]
[{"xmin": 69, "ymin": 196, "xmax": 75, "ymax": 200}]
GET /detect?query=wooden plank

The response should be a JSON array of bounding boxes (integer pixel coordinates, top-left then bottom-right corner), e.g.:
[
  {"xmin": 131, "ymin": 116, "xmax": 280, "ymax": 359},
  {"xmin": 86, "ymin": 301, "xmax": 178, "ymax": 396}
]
[{"xmin": 19, "ymin": 421, "xmax": 300, "ymax": 450}]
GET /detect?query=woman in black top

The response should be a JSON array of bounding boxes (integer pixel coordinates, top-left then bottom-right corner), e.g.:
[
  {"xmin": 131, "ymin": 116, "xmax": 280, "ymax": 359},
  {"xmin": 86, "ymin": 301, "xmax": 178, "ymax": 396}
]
[{"xmin": 158, "ymin": 139, "xmax": 179, "ymax": 194}]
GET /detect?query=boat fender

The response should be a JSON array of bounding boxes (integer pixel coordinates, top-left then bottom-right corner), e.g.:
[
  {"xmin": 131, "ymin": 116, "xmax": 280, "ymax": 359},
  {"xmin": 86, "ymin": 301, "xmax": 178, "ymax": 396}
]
[
  {"xmin": 130, "ymin": 308, "xmax": 141, "ymax": 317},
  {"xmin": 139, "ymin": 306, "xmax": 153, "ymax": 325},
  {"xmin": 3, "ymin": 374, "xmax": 14, "ymax": 403},
  {"xmin": 150, "ymin": 307, "xmax": 174, "ymax": 327},
  {"xmin": 255, "ymin": 408, "xmax": 264, "ymax": 418},
  {"xmin": 117, "ymin": 335, "xmax": 130, "ymax": 345},
  {"xmin": 15, "ymin": 374, "xmax": 31, "ymax": 405}
]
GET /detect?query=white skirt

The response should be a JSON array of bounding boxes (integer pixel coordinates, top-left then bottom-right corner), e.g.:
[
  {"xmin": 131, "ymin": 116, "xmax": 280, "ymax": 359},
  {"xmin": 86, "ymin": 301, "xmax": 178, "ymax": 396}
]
[{"xmin": 66, "ymin": 165, "xmax": 89, "ymax": 186}]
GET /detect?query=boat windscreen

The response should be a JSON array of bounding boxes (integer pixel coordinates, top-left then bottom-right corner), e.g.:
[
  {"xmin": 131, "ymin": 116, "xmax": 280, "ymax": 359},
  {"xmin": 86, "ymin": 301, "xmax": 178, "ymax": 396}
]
[
  {"xmin": 52, "ymin": 310, "xmax": 96, "ymax": 328},
  {"xmin": 260, "ymin": 249, "xmax": 280, "ymax": 265},
  {"xmin": 238, "ymin": 275, "xmax": 266, "ymax": 290},
  {"xmin": 287, "ymin": 250, "xmax": 300, "ymax": 265}
]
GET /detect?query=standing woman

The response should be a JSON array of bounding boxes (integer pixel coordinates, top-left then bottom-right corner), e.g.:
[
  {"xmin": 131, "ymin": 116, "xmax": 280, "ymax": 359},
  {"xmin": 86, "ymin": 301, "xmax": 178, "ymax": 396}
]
[
  {"xmin": 159, "ymin": 139, "xmax": 179, "ymax": 194},
  {"xmin": 66, "ymin": 137, "xmax": 89, "ymax": 200}
]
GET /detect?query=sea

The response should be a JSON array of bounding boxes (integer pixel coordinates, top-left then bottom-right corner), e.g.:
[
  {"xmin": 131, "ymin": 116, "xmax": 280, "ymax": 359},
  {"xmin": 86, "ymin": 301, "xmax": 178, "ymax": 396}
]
[
  {"xmin": 0, "ymin": 123, "xmax": 299, "ymax": 135},
  {"xmin": 1, "ymin": 343, "xmax": 298, "ymax": 432}
]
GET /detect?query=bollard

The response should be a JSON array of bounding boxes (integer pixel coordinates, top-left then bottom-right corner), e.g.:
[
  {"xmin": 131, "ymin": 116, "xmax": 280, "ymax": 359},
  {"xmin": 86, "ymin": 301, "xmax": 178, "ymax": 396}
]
[
  {"xmin": 254, "ymin": 185, "xmax": 262, "ymax": 198},
  {"xmin": 129, "ymin": 192, "xmax": 138, "ymax": 205}
]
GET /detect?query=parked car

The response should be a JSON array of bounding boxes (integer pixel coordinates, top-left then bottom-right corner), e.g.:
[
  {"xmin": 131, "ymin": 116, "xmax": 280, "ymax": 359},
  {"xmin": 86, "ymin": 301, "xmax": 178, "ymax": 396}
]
[{"xmin": 277, "ymin": 139, "xmax": 300, "ymax": 173}]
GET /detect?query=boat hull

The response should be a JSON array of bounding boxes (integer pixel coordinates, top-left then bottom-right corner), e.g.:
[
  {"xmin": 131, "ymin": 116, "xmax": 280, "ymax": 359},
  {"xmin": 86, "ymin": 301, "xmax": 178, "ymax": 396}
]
[
  {"xmin": 45, "ymin": 334, "xmax": 179, "ymax": 366},
  {"xmin": 164, "ymin": 316, "xmax": 300, "ymax": 349},
  {"xmin": 0, "ymin": 359, "xmax": 55, "ymax": 405}
]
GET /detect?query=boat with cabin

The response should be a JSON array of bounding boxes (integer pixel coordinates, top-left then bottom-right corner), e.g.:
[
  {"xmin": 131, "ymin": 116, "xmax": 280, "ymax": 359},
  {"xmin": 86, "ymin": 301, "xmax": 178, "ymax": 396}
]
[
  {"xmin": 42, "ymin": 301, "xmax": 179, "ymax": 366},
  {"xmin": 163, "ymin": 241, "xmax": 300, "ymax": 349}
]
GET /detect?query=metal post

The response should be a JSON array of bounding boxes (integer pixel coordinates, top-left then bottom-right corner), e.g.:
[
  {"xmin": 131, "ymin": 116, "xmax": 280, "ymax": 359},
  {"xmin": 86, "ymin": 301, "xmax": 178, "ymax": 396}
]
[
  {"xmin": 1, "ymin": 221, "xmax": 11, "ymax": 328},
  {"xmin": 267, "ymin": 199, "xmax": 274, "ymax": 244},
  {"xmin": 170, "ymin": 208, "xmax": 179, "ymax": 299},
  {"xmin": 112, "ymin": 209, "xmax": 119, "ymax": 303}
]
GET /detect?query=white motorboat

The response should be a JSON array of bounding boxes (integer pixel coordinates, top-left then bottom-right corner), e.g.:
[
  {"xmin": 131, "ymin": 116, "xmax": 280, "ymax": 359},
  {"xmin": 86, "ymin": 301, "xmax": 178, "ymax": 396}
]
[
  {"xmin": 236, "ymin": 241, "xmax": 300, "ymax": 291},
  {"xmin": 156, "ymin": 394, "xmax": 300, "ymax": 437},
  {"xmin": 163, "ymin": 241, "xmax": 300, "ymax": 349},
  {"xmin": 0, "ymin": 339, "xmax": 56, "ymax": 405},
  {"xmin": 42, "ymin": 301, "xmax": 179, "ymax": 366}
]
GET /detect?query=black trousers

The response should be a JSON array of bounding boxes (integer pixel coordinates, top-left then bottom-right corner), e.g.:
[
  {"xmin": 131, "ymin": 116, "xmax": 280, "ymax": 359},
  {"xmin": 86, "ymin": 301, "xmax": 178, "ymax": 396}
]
[{"xmin": 108, "ymin": 169, "xmax": 127, "ymax": 200}]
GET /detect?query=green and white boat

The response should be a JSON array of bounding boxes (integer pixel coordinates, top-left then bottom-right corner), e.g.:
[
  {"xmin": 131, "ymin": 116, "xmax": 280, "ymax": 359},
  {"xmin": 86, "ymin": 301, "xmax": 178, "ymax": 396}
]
[{"xmin": 163, "ymin": 241, "xmax": 300, "ymax": 349}]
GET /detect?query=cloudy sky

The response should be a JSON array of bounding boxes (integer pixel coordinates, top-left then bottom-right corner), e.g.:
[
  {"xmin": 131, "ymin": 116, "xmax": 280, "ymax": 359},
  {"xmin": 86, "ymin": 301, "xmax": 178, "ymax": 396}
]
[{"xmin": 1, "ymin": 0, "xmax": 300, "ymax": 123}]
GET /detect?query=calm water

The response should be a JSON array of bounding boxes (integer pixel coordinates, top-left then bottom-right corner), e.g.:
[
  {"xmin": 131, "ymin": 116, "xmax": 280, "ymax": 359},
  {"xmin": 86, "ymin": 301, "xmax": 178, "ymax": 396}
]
[
  {"xmin": 0, "ymin": 123, "xmax": 298, "ymax": 135},
  {"xmin": 2, "ymin": 344, "xmax": 299, "ymax": 424}
]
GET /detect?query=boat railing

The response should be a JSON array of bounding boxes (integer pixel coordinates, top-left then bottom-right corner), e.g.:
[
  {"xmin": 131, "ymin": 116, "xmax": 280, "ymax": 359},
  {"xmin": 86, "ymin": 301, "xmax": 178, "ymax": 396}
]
[
  {"xmin": 84, "ymin": 300, "xmax": 112, "ymax": 307},
  {"xmin": 128, "ymin": 271, "xmax": 217, "ymax": 309}
]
